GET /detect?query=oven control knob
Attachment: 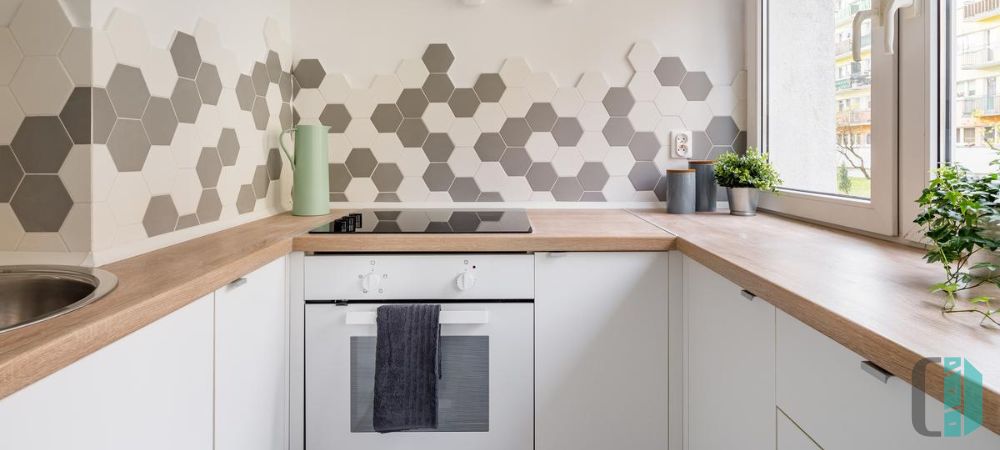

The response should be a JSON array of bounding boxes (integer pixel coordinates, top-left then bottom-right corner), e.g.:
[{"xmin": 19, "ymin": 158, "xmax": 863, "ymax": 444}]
[
  {"xmin": 456, "ymin": 271, "xmax": 476, "ymax": 291},
  {"xmin": 362, "ymin": 272, "xmax": 380, "ymax": 292}
]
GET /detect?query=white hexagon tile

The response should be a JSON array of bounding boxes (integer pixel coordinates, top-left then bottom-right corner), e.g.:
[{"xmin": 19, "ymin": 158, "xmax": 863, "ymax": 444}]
[{"xmin": 293, "ymin": 42, "xmax": 746, "ymax": 204}]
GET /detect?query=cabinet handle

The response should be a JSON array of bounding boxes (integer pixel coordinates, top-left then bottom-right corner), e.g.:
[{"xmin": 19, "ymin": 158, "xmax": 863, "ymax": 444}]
[
  {"xmin": 228, "ymin": 277, "xmax": 247, "ymax": 288},
  {"xmin": 740, "ymin": 289, "xmax": 757, "ymax": 301},
  {"xmin": 861, "ymin": 361, "xmax": 893, "ymax": 384}
]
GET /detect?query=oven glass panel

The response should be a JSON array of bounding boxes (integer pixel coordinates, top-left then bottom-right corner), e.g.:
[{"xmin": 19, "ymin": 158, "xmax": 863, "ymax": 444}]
[{"xmin": 350, "ymin": 336, "xmax": 490, "ymax": 432}]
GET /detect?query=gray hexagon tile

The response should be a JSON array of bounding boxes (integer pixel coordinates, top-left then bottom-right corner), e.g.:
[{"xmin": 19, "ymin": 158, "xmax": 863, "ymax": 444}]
[
  {"xmin": 171, "ymin": 78, "xmax": 202, "ymax": 123},
  {"xmin": 197, "ymin": 188, "xmax": 222, "ymax": 222},
  {"xmin": 628, "ymin": 161, "xmax": 660, "ymax": 191},
  {"xmin": 320, "ymin": 104, "xmax": 351, "ymax": 133},
  {"xmin": 500, "ymin": 147, "xmax": 531, "ymax": 176},
  {"xmin": 0, "ymin": 146, "xmax": 23, "ymax": 202},
  {"xmin": 196, "ymin": 63, "xmax": 223, "ymax": 105},
  {"xmin": 371, "ymin": 104, "xmax": 403, "ymax": 133},
  {"xmin": 107, "ymin": 119, "xmax": 151, "ymax": 172},
  {"xmin": 196, "ymin": 147, "xmax": 222, "ymax": 188},
  {"xmin": 422, "ymin": 44, "xmax": 454, "ymax": 74},
  {"xmin": 329, "ymin": 163, "xmax": 350, "ymax": 192},
  {"xmin": 526, "ymin": 162, "xmax": 557, "ymax": 191},
  {"xmin": 11, "ymin": 116, "xmax": 73, "ymax": 173},
  {"xmin": 236, "ymin": 75, "xmax": 256, "ymax": 111},
  {"xmin": 397, "ymin": 118, "xmax": 429, "ymax": 148},
  {"xmin": 629, "ymin": 132, "xmax": 660, "ymax": 161},
  {"xmin": 552, "ymin": 177, "xmax": 583, "ymax": 201},
  {"xmin": 422, "ymin": 74, "xmax": 454, "ymax": 103},
  {"xmin": 577, "ymin": 162, "xmax": 610, "ymax": 191},
  {"xmin": 423, "ymin": 133, "xmax": 455, "ymax": 162},
  {"xmin": 397, "ymin": 88, "xmax": 429, "ymax": 118},
  {"xmin": 60, "ymin": 88, "xmax": 91, "ymax": 145},
  {"xmin": 10, "ymin": 175, "xmax": 72, "ymax": 232},
  {"xmin": 552, "ymin": 118, "xmax": 583, "ymax": 147},
  {"xmin": 252, "ymin": 166, "xmax": 270, "ymax": 198},
  {"xmin": 474, "ymin": 74, "xmax": 506, "ymax": 103},
  {"xmin": 236, "ymin": 184, "xmax": 256, "ymax": 213},
  {"xmin": 266, "ymin": 51, "xmax": 282, "ymax": 82},
  {"xmin": 372, "ymin": 163, "xmax": 404, "ymax": 192},
  {"xmin": 500, "ymin": 118, "xmax": 531, "ymax": 147},
  {"xmin": 706, "ymin": 116, "xmax": 739, "ymax": 146},
  {"xmin": 448, "ymin": 177, "xmax": 480, "ymax": 202},
  {"xmin": 449, "ymin": 88, "xmax": 480, "ymax": 118},
  {"xmin": 602, "ymin": 117, "xmax": 635, "ymax": 147},
  {"xmin": 108, "ymin": 64, "xmax": 151, "ymax": 119},
  {"xmin": 143, "ymin": 195, "xmax": 179, "ymax": 237},
  {"xmin": 423, "ymin": 163, "xmax": 455, "ymax": 192},
  {"xmin": 251, "ymin": 62, "xmax": 270, "ymax": 96},
  {"xmin": 654, "ymin": 57, "xmax": 687, "ymax": 87},
  {"xmin": 251, "ymin": 98, "xmax": 269, "ymax": 130},
  {"xmin": 474, "ymin": 133, "xmax": 505, "ymax": 162},
  {"xmin": 526, "ymin": 103, "xmax": 557, "ymax": 132},
  {"xmin": 345, "ymin": 148, "xmax": 378, "ymax": 177},
  {"xmin": 680, "ymin": 72, "xmax": 712, "ymax": 101},
  {"xmin": 93, "ymin": 88, "xmax": 116, "ymax": 144},
  {"xmin": 142, "ymin": 97, "xmax": 178, "ymax": 146},
  {"xmin": 170, "ymin": 32, "xmax": 202, "ymax": 78},
  {"xmin": 266, "ymin": 148, "xmax": 283, "ymax": 180},
  {"xmin": 218, "ymin": 129, "xmax": 240, "ymax": 166},
  {"xmin": 603, "ymin": 87, "xmax": 635, "ymax": 117},
  {"xmin": 293, "ymin": 59, "xmax": 326, "ymax": 89}
]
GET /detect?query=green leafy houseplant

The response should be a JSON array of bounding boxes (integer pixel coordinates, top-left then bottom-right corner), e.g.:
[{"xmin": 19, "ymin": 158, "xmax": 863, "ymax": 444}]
[
  {"xmin": 713, "ymin": 147, "xmax": 782, "ymax": 191},
  {"xmin": 915, "ymin": 161, "xmax": 1000, "ymax": 326}
]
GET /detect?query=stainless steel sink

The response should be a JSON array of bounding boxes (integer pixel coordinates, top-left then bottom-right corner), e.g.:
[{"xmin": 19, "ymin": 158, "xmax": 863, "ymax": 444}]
[{"xmin": 0, "ymin": 266, "xmax": 118, "ymax": 334}]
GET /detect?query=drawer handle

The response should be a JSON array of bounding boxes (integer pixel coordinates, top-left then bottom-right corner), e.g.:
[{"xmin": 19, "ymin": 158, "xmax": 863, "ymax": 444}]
[
  {"xmin": 228, "ymin": 277, "xmax": 248, "ymax": 288},
  {"xmin": 861, "ymin": 361, "xmax": 893, "ymax": 384},
  {"xmin": 740, "ymin": 289, "xmax": 757, "ymax": 301},
  {"xmin": 345, "ymin": 311, "xmax": 489, "ymax": 325}
]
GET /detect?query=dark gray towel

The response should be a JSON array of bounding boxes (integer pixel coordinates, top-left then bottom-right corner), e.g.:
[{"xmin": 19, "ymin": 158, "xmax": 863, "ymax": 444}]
[{"xmin": 373, "ymin": 304, "xmax": 441, "ymax": 433}]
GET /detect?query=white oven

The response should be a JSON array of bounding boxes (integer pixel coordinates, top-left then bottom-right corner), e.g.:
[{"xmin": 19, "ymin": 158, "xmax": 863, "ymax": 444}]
[{"xmin": 303, "ymin": 254, "xmax": 534, "ymax": 450}]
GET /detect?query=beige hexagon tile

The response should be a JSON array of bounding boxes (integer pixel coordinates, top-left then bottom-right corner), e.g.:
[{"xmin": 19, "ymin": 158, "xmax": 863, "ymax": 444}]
[
  {"xmin": 627, "ymin": 40, "xmax": 660, "ymax": 72},
  {"xmin": 371, "ymin": 133, "xmax": 404, "ymax": 163},
  {"xmin": 89, "ymin": 202, "xmax": 115, "ymax": 251},
  {"xmin": 91, "ymin": 31, "xmax": 116, "ymax": 88},
  {"xmin": 397, "ymin": 148, "xmax": 430, "ymax": 177},
  {"xmin": 577, "ymin": 102, "xmax": 610, "ymax": 133},
  {"xmin": 499, "ymin": 87, "xmax": 533, "ymax": 117},
  {"xmin": 474, "ymin": 162, "xmax": 507, "ymax": 193},
  {"xmin": 396, "ymin": 58, "xmax": 429, "ymax": 89},
  {"xmin": 604, "ymin": 146, "xmax": 636, "ymax": 176},
  {"xmin": 195, "ymin": 105, "xmax": 223, "ymax": 147},
  {"xmin": 526, "ymin": 73, "xmax": 558, "ymax": 102},
  {"xmin": 529, "ymin": 191, "xmax": 555, "ymax": 202},
  {"xmin": 216, "ymin": 166, "xmax": 242, "ymax": 206},
  {"xmin": 170, "ymin": 123, "xmax": 202, "ymax": 168},
  {"xmin": 90, "ymin": 145, "xmax": 118, "ymax": 202},
  {"xmin": 681, "ymin": 101, "xmax": 713, "ymax": 131},
  {"xmin": 628, "ymin": 102, "xmax": 662, "ymax": 132},
  {"xmin": 59, "ymin": 203, "xmax": 91, "ymax": 252},
  {"xmin": 732, "ymin": 99, "xmax": 748, "ymax": 130},
  {"xmin": 0, "ymin": 28, "xmax": 22, "ymax": 84},
  {"xmin": 216, "ymin": 50, "xmax": 241, "ymax": 89},
  {"xmin": 551, "ymin": 148, "xmax": 584, "ymax": 177},
  {"xmin": 370, "ymin": 74, "xmax": 404, "ymax": 103},
  {"xmin": 217, "ymin": 89, "xmax": 243, "ymax": 128},
  {"xmin": 447, "ymin": 147, "xmax": 480, "ymax": 177},
  {"xmin": 499, "ymin": 57, "xmax": 532, "ymax": 88},
  {"xmin": 603, "ymin": 176, "xmax": 635, "ymax": 202},
  {"xmin": 263, "ymin": 18, "xmax": 292, "ymax": 70},
  {"xmin": 327, "ymin": 133, "xmax": 352, "ymax": 163},
  {"xmin": 170, "ymin": 168, "xmax": 202, "ymax": 215},
  {"xmin": 578, "ymin": 131, "xmax": 611, "ymax": 162},
  {"xmin": 17, "ymin": 233, "xmax": 68, "ymax": 252},
  {"xmin": 706, "ymin": 85, "xmax": 737, "ymax": 117},
  {"xmin": 628, "ymin": 72, "xmax": 660, "ymax": 102},
  {"xmin": 654, "ymin": 86, "xmax": 686, "ymax": 116},
  {"xmin": 345, "ymin": 89, "xmax": 377, "ymax": 118},
  {"xmin": 655, "ymin": 116, "xmax": 685, "ymax": 146},
  {"xmin": 0, "ymin": 87, "xmax": 24, "ymax": 144},
  {"xmin": 396, "ymin": 177, "xmax": 430, "ymax": 202},
  {"xmin": 344, "ymin": 177, "xmax": 378, "ymax": 202},
  {"xmin": 551, "ymin": 88, "xmax": 584, "ymax": 117},
  {"xmin": 104, "ymin": 8, "xmax": 151, "ymax": 67},
  {"xmin": 473, "ymin": 103, "xmax": 506, "ymax": 133},
  {"xmin": 107, "ymin": 172, "xmax": 151, "ymax": 225},
  {"xmin": 422, "ymin": 103, "xmax": 456, "ymax": 133},
  {"xmin": 293, "ymin": 89, "xmax": 326, "ymax": 119},
  {"xmin": 318, "ymin": 73, "xmax": 351, "ymax": 103},
  {"xmin": 525, "ymin": 132, "xmax": 558, "ymax": 162},
  {"xmin": 59, "ymin": 28, "xmax": 91, "ymax": 85},
  {"xmin": 113, "ymin": 223, "xmax": 147, "ymax": 247},
  {"xmin": 10, "ymin": 56, "xmax": 73, "ymax": 115},
  {"xmin": 576, "ymin": 72, "xmax": 610, "ymax": 103},
  {"xmin": 499, "ymin": 176, "xmax": 532, "ymax": 202},
  {"xmin": 732, "ymin": 71, "xmax": 748, "ymax": 100},
  {"xmin": 0, "ymin": 203, "xmax": 25, "ymax": 249},
  {"xmin": 10, "ymin": 0, "xmax": 71, "ymax": 56},
  {"xmin": 141, "ymin": 48, "xmax": 178, "ymax": 98},
  {"xmin": 194, "ymin": 19, "xmax": 223, "ymax": 64},
  {"xmin": 345, "ymin": 120, "xmax": 378, "ymax": 148},
  {"xmin": 141, "ymin": 145, "xmax": 178, "ymax": 195},
  {"xmin": 447, "ymin": 118, "xmax": 481, "ymax": 147},
  {"xmin": 424, "ymin": 192, "xmax": 452, "ymax": 203}
]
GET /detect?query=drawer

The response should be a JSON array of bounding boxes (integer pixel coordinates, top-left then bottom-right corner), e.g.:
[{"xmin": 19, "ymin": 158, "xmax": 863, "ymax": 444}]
[{"xmin": 776, "ymin": 311, "xmax": 999, "ymax": 449}]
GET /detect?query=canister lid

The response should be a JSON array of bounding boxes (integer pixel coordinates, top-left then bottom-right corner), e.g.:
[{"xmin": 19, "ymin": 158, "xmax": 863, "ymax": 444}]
[
  {"xmin": 666, "ymin": 169, "xmax": 696, "ymax": 173},
  {"xmin": 687, "ymin": 160, "xmax": 715, "ymax": 165}
]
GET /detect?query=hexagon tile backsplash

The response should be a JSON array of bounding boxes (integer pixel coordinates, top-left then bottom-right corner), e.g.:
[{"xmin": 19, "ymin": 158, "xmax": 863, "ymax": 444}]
[{"xmin": 292, "ymin": 42, "xmax": 747, "ymax": 204}]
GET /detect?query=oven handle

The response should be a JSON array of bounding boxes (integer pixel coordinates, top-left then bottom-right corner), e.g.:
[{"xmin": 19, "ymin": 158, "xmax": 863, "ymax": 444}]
[{"xmin": 345, "ymin": 311, "xmax": 490, "ymax": 325}]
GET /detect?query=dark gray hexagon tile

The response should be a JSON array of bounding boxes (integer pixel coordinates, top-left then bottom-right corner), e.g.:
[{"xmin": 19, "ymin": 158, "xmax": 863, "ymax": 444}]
[
  {"xmin": 280, "ymin": 103, "xmax": 293, "ymax": 130},
  {"xmin": 526, "ymin": 103, "xmax": 557, "ymax": 132},
  {"xmin": 0, "ymin": 146, "xmax": 23, "ymax": 202},
  {"xmin": 654, "ymin": 57, "xmax": 687, "ymax": 86},
  {"xmin": 252, "ymin": 62, "xmax": 270, "ymax": 96},
  {"xmin": 551, "ymin": 177, "xmax": 583, "ymax": 201},
  {"xmin": 60, "ymin": 87, "xmax": 91, "ymax": 145},
  {"xmin": 142, "ymin": 97, "xmax": 178, "ymax": 146},
  {"xmin": 196, "ymin": 63, "xmax": 223, "ymax": 105},
  {"xmin": 236, "ymin": 75, "xmax": 255, "ymax": 111},
  {"xmin": 422, "ymin": 74, "xmax": 454, "ymax": 103},
  {"xmin": 526, "ymin": 162, "xmax": 557, "ymax": 191},
  {"xmin": 448, "ymin": 88, "xmax": 480, "ymax": 118},
  {"xmin": 654, "ymin": 176, "xmax": 667, "ymax": 201},
  {"xmin": 474, "ymin": 74, "xmax": 506, "ymax": 102},
  {"xmin": 171, "ymin": 78, "xmax": 202, "ymax": 124},
  {"xmin": 329, "ymin": 163, "xmax": 350, "ymax": 192},
  {"xmin": 500, "ymin": 147, "xmax": 531, "ymax": 176},
  {"xmin": 422, "ymin": 44, "xmax": 454, "ymax": 74},
  {"xmin": 372, "ymin": 163, "xmax": 404, "ymax": 192},
  {"xmin": 266, "ymin": 51, "xmax": 282, "ymax": 82},
  {"xmin": 423, "ymin": 163, "xmax": 455, "ymax": 191},
  {"xmin": 733, "ymin": 131, "xmax": 747, "ymax": 154},
  {"xmin": 708, "ymin": 145, "xmax": 734, "ymax": 161},
  {"xmin": 93, "ymin": 88, "xmax": 116, "ymax": 145},
  {"xmin": 397, "ymin": 118, "xmax": 429, "ymax": 148},
  {"xmin": 279, "ymin": 72, "xmax": 293, "ymax": 102},
  {"xmin": 552, "ymin": 118, "xmax": 584, "ymax": 147},
  {"xmin": 692, "ymin": 131, "xmax": 711, "ymax": 159},
  {"xmin": 474, "ymin": 133, "xmax": 505, "ymax": 162},
  {"xmin": 423, "ymin": 133, "xmax": 455, "ymax": 162},
  {"xmin": 176, "ymin": 214, "xmax": 199, "ymax": 230},
  {"xmin": 345, "ymin": 148, "xmax": 378, "ymax": 177},
  {"xmin": 628, "ymin": 161, "xmax": 661, "ymax": 191},
  {"xmin": 142, "ymin": 195, "xmax": 179, "ymax": 237},
  {"xmin": 170, "ymin": 32, "xmax": 202, "ymax": 79},
  {"xmin": 252, "ymin": 166, "xmax": 270, "ymax": 199},
  {"xmin": 577, "ymin": 162, "xmax": 609, "ymax": 191},
  {"xmin": 329, "ymin": 193, "xmax": 348, "ymax": 202},
  {"xmin": 10, "ymin": 175, "xmax": 72, "ymax": 231},
  {"xmin": 216, "ymin": 129, "xmax": 240, "ymax": 166},
  {"xmin": 267, "ymin": 148, "xmax": 283, "ymax": 180},
  {"xmin": 107, "ymin": 119, "xmax": 151, "ymax": 172},
  {"xmin": 602, "ymin": 117, "xmax": 635, "ymax": 146},
  {"xmin": 108, "ymin": 64, "xmax": 151, "ymax": 119},
  {"xmin": 449, "ymin": 177, "xmax": 480, "ymax": 202},
  {"xmin": 477, "ymin": 192, "xmax": 503, "ymax": 202},
  {"xmin": 197, "ymin": 147, "xmax": 222, "ymax": 187},
  {"xmin": 580, "ymin": 192, "xmax": 606, "ymax": 202},
  {"xmin": 499, "ymin": 118, "xmax": 531, "ymax": 147},
  {"xmin": 629, "ymin": 132, "xmax": 660, "ymax": 161},
  {"xmin": 375, "ymin": 193, "xmax": 400, "ymax": 202},
  {"xmin": 236, "ymin": 184, "xmax": 256, "ymax": 214},
  {"xmin": 706, "ymin": 116, "xmax": 739, "ymax": 146},
  {"xmin": 197, "ymin": 188, "xmax": 222, "ymax": 223},
  {"xmin": 397, "ymin": 88, "xmax": 429, "ymax": 118},
  {"xmin": 293, "ymin": 59, "xmax": 326, "ymax": 89},
  {"xmin": 12, "ymin": 116, "xmax": 73, "ymax": 173},
  {"xmin": 680, "ymin": 71, "xmax": 712, "ymax": 101},
  {"xmin": 252, "ymin": 97, "xmax": 269, "ymax": 131},
  {"xmin": 371, "ymin": 104, "xmax": 403, "ymax": 133},
  {"xmin": 603, "ymin": 87, "xmax": 635, "ymax": 117},
  {"xmin": 319, "ymin": 103, "xmax": 351, "ymax": 133}
]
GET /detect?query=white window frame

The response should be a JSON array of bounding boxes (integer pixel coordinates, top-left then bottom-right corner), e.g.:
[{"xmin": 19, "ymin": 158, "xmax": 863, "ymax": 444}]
[{"xmin": 747, "ymin": 0, "xmax": 936, "ymax": 238}]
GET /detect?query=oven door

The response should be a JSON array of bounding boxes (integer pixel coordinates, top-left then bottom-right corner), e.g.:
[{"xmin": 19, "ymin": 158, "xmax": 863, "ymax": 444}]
[{"xmin": 305, "ymin": 302, "xmax": 533, "ymax": 450}]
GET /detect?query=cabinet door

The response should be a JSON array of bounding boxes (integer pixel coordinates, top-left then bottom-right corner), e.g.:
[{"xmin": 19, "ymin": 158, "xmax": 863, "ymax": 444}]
[
  {"xmin": 683, "ymin": 257, "xmax": 776, "ymax": 450},
  {"xmin": 777, "ymin": 408, "xmax": 822, "ymax": 450},
  {"xmin": 0, "ymin": 295, "xmax": 214, "ymax": 450},
  {"xmin": 776, "ymin": 310, "xmax": 1000, "ymax": 449},
  {"xmin": 215, "ymin": 257, "xmax": 289, "ymax": 450},
  {"xmin": 535, "ymin": 252, "xmax": 669, "ymax": 450}
]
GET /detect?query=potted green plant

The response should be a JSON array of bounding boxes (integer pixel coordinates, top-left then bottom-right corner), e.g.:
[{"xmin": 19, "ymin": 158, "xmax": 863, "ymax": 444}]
[
  {"xmin": 714, "ymin": 147, "xmax": 782, "ymax": 216},
  {"xmin": 915, "ymin": 162, "xmax": 1000, "ymax": 326}
]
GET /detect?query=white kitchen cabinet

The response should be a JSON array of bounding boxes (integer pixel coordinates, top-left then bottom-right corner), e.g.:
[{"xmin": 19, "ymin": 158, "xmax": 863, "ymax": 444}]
[
  {"xmin": 0, "ymin": 294, "xmax": 215, "ymax": 450},
  {"xmin": 215, "ymin": 256, "xmax": 290, "ymax": 450},
  {"xmin": 777, "ymin": 408, "xmax": 822, "ymax": 450},
  {"xmin": 535, "ymin": 252, "xmax": 669, "ymax": 450},
  {"xmin": 682, "ymin": 257, "xmax": 776, "ymax": 450},
  {"xmin": 776, "ymin": 310, "xmax": 1000, "ymax": 449}
]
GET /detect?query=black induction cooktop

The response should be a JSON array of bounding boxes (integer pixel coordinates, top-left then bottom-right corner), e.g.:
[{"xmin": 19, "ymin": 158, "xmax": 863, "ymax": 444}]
[{"xmin": 309, "ymin": 209, "xmax": 533, "ymax": 234}]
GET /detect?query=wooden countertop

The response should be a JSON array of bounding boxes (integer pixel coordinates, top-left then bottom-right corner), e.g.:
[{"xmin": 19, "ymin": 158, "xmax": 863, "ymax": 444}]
[{"xmin": 631, "ymin": 210, "xmax": 1000, "ymax": 435}]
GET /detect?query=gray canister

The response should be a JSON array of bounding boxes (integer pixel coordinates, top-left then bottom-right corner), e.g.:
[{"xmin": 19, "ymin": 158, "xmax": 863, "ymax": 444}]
[
  {"xmin": 666, "ymin": 169, "xmax": 696, "ymax": 214},
  {"xmin": 689, "ymin": 160, "xmax": 718, "ymax": 212}
]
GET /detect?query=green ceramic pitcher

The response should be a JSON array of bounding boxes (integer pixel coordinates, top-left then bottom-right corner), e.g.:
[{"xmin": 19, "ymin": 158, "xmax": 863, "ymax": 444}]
[{"xmin": 279, "ymin": 125, "xmax": 330, "ymax": 216}]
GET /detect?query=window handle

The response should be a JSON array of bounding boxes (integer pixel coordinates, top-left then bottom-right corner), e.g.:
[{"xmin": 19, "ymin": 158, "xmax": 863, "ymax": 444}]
[
  {"xmin": 852, "ymin": 9, "xmax": 875, "ymax": 62},
  {"xmin": 883, "ymin": 0, "xmax": 916, "ymax": 56},
  {"xmin": 854, "ymin": 0, "xmax": 920, "ymax": 62}
]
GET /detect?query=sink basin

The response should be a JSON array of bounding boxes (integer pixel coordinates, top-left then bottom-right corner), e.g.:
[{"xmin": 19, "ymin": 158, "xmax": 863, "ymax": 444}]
[{"xmin": 0, "ymin": 266, "xmax": 118, "ymax": 334}]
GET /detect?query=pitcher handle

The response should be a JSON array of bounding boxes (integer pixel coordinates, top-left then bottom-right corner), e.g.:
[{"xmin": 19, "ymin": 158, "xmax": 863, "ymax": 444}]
[{"xmin": 278, "ymin": 128, "xmax": 296, "ymax": 171}]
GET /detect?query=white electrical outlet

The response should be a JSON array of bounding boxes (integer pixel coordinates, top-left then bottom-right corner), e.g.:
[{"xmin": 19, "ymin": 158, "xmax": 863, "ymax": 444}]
[{"xmin": 672, "ymin": 130, "xmax": 693, "ymax": 159}]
